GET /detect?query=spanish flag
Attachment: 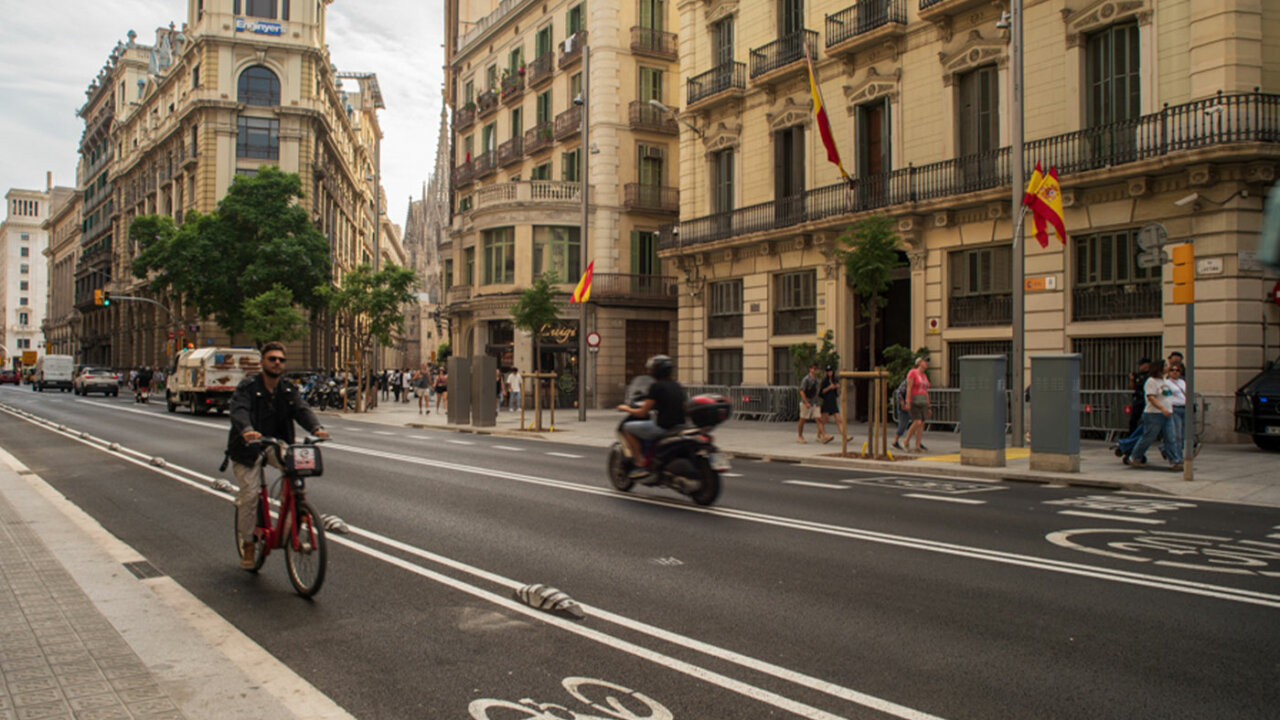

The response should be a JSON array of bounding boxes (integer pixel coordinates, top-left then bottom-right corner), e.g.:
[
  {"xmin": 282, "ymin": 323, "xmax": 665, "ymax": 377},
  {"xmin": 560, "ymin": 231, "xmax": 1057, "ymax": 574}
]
[
  {"xmin": 805, "ymin": 47, "xmax": 850, "ymax": 181},
  {"xmin": 570, "ymin": 260, "xmax": 594, "ymax": 303},
  {"xmin": 1026, "ymin": 166, "xmax": 1067, "ymax": 248}
]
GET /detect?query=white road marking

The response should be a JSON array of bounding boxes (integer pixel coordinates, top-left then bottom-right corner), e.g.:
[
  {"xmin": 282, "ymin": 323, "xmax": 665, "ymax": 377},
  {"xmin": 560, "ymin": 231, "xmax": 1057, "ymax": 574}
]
[
  {"xmin": 903, "ymin": 494, "xmax": 986, "ymax": 505},
  {"xmin": 722, "ymin": 472, "xmax": 744, "ymax": 477},
  {"xmin": 1057, "ymin": 510, "xmax": 1165, "ymax": 525},
  {"xmin": 546, "ymin": 452, "xmax": 583, "ymax": 459},
  {"xmin": 492, "ymin": 445, "xmax": 524, "ymax": 451},
  {"xmin": 409, "ymin": 435, "xmax": 431, "ymax": 440},
  {"xmin": 447, "ymin": 439, "xmax": 475, "ymax": 446},
  {"xmin": 372, "ymin": 431, "xmax": 396, "ymax": 436},
  {"xmin": 783, "ymin": 480, "xmax": 848, "ymax": 490}
]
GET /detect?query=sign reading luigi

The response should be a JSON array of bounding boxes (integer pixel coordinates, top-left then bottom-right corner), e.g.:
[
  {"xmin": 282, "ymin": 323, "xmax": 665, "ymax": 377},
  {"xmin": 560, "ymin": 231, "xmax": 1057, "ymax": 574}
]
[{"xmin": 538, "ymin": 322, "xmax": 578, "ymax": 346}]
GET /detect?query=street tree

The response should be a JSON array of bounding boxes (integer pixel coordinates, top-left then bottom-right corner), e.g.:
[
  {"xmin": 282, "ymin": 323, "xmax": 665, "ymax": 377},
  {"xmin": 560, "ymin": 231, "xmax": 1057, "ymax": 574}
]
[
  {"xmin": 789, "ymin": 329, "xmax": 841, "ymax": 380},
  {"xmin": 132, "ymin": 167, "xmax": 331, "ymax": 339},
  {"xmin": 838, "ymin": 215, "xmax": 904, "ymax": 369},
  {"xmin": 243, "ymin": 285, "xmax": 308, "ymax": 348},
  {"xmin": 317, "ymin": 262, "xmax": 419, "ymax": 412},
  {"xmin": 509, "ymin": 272, "xmax": 563, "ymax": 375}
]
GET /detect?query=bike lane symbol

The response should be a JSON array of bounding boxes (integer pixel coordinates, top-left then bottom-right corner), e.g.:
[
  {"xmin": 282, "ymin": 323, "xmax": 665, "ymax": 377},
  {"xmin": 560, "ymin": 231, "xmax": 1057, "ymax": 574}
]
[
  {"xmin": 470, "ymin": 677, "xmax": 674, "ymax": 720},
  {"xmin": 1046, "ymin": 528, "xmax": 1280, "ymax": 576}
]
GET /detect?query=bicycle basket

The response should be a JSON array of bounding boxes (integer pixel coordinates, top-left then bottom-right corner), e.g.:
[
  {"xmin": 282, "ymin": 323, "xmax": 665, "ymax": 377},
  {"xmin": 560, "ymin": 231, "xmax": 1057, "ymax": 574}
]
[{"xmin": 286, "ymin": 444, "xmax": 324, "ymax": 477}]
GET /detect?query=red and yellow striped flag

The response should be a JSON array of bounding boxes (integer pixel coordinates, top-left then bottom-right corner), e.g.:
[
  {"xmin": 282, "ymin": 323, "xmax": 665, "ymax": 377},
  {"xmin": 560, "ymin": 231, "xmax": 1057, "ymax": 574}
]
[
  {"xmin": 805, "ymin": 48, "xmax": 850, "ymax": 181},
  {"xmin": 570, "ymin": 260, "xmax": 594, "ymax": 303}
]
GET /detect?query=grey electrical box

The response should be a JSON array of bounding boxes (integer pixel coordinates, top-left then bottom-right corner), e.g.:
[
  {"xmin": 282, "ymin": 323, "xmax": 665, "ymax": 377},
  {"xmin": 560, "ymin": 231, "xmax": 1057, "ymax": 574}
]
[
  {"xmin": 447, "ymin": 356, "xmax": 471, "ymax": 425},
  {"xmin": 471, "ymin": 355, "xmax": 497, "ymax": 427},
  {"xmin": 960, "ymin": 355, "xmax": 1007, "ymax": 467},
  {"xmin": 1030, "ymin": 354, "xmax": 1081, "ymax": 472}
]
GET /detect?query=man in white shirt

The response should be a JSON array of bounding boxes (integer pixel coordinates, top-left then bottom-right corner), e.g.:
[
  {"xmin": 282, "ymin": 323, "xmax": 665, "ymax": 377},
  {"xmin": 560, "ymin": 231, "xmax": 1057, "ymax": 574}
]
[{"xmin": 1127, "ymin": 359, "xmax": 1183, "ymax": 470}]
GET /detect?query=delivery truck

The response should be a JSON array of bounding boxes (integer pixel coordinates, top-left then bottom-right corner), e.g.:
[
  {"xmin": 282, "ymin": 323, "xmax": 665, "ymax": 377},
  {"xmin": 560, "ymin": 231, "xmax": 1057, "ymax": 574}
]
[{"xmin": 166, "ymin": 347, "xmax": 261, "ymax": 414}]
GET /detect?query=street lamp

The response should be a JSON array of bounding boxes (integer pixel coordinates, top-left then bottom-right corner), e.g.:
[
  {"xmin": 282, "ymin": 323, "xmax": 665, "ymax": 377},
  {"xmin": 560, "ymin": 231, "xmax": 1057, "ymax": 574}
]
[
  {"xmin": 648, "ymin": 99, "xmax": 704, "ymax": 138},
  {"xmin": 1009, "ymin": 0, "xmax": 1027, "ymax": 447}
]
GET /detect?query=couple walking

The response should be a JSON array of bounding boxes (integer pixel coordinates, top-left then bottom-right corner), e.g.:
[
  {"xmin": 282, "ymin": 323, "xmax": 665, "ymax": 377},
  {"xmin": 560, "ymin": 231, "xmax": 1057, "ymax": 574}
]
[{"xmin": 797, "ymin": 364, "xmax": 844, "ymax": 444}]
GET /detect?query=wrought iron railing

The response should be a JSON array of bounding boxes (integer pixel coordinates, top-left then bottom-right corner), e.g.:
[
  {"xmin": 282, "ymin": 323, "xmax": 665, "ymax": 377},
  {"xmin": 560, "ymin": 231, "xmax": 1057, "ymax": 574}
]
[
  {"xmin": 1072, "ymin": 283, "xmax": 1162, "ymax": 322},
  {"xmin": 524, "ymin": 122, "xmax": 554, "ymax": 154},
  {"xmin": 453, "ymin": 161, "xmax": 474, "ymax": 188},
  {"xmin": 624, "ymin": 184, "xmax": 679, "ymax": 213},
  {"xmin": 919, "ymin": 0, "xmax": 949, "ymax": 10},
  {"xmin": 455, "ymin": 106, "xmax": 476, "ymax": 129},
  {"xmin": 948, "ymin": 293, "xmax": 1012, "ymax": 327},
  {"xmin": 826, "ymin": 0, "xmax": 906, "ymax": 47},
  {"xmin": 749, "ymin": 30, "xmax": 817, "ymax": 79},
  {"xmin": 527, "ymin": 52, "xmax": 554, "ymax": 87},
  {"xmin": 773, "ymin": 309, "xmax": 816, "ymax": 336},
  {"xmin": 477, "ymin": 90, "xmax": 500, "ymax": 116},
  {"xmin": 631, "ymin": 27, "xmax": 677, "ymax": 59},
  {"xmin": 473, "ymin": 151, "xmax": 496, "ymax": 178},
  {"xmin": 559, "ymin": 31, "xmax": 587, "ymax": 68},
  {"xmin": 501, "ymin": 73, "xmax": 525, "ymax": 102},
  {"xmin": 687, "ymin": 62, "xmax": 746, "ymax": 106},
  {"xmin": 590, "ymin": 273, "xmax": 678, "ymax": 300},
  {"xmin": 629, "ymin": 101, "xmax": 678, "ymax": 134},
  {"xmin": 554, "ymin": 105, "xmax": 582, "ymax": 140},
  {"xmin": 498, "ymin": 136, "xmax": 523, "ymax": 167},
  {"xmin": 661, "ymin": 91, "xmax": 1280, "ymax": 250},
  {"xmin": 708, "ymin": 315, "xmax": 743, "ymax": 339}
]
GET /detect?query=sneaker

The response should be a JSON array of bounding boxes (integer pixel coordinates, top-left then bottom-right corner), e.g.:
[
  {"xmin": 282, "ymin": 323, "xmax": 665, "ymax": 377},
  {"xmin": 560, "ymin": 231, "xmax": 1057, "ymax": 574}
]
[
  {"xmin": 239, "ymin": 541, "xmax": 256, "ymax": 570},
  {"xmin": 627, "ymin": 467, "xmax": 649, "ymax": 480},
  {"xmin": 892, "ymin": 441, "xmax": 903, "ymax": 450},
  {"xmin": 1129, "ymin": 457, "xmax": 1146, "ymax": 467},
  {"xmin": 1170, "ymin": 462, "xmax": 1184, "ymax": 471}
]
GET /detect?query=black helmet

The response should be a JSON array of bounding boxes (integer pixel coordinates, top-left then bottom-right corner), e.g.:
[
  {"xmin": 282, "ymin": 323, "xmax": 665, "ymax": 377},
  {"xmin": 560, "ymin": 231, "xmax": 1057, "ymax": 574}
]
[{"xmin": 646, "ymin": 354, "xmax": 674, "ymax": 380}]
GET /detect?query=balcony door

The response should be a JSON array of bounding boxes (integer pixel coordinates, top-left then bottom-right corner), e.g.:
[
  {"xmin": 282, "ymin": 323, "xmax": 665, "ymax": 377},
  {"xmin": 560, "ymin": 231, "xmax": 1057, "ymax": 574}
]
[
  {"xmin": 1086, "ymin": 23, "xmax": 1141, "ymax": 165},
  {"xmin": 712, "ymin": 17, "xmax": 734, "ymax": 69},
  {"xmin": 779, "ymin": 0, "xmax": 804, "ymax": 37},
  {"xmin": 774, "ymin": 125, "xmax": 805, "ymax": 225},
  {"xmin": 639, "ymin": 0, "xmax": 664, "ymax": 31},
  {"xmin": 957, "ymin": 64, "xmax": 999, "ymax": 190},
  {"xmin": 712, "ymin": 148, "xmax": 734, "ymax": 238},
  {"xmin": 856, "ymin": 97, "xmax": 889, "ymax": 208}
]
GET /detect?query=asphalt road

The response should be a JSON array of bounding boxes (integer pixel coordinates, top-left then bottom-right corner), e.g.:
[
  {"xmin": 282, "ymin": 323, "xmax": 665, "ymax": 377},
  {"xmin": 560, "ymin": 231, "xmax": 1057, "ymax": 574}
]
[{"xmin": 2, "ymin": 384, "xmax": 1278, "ymax": 720}]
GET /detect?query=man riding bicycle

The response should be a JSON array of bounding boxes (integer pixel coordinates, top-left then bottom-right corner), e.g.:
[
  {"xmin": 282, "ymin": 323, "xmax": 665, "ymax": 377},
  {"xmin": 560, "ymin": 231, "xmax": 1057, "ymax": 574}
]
[{"xmin": 226, "ymin": 342, "xmax": 328, "ymax": 568}]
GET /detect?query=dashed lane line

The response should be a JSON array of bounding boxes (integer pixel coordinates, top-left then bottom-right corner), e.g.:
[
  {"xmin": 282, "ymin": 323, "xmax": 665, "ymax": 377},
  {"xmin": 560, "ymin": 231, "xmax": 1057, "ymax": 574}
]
[
  {"xmin": 447, "ymin": 439, "xmax": 475, "ymax": 446},
  {"xmin": 903, "ymin": 494, "xmax": 987, "ymax": 505},
  {"xmin": 546, "ymin": 452, "xmax": 583, "ymax": 459},
  {"xmin": 783, "ymin": 480, "xmax": 848, "ymax": 490},
  {"xmin": 1057, "ymin": 510, "xmax": 1165, "ymax": 525},
  {"xmin": 492, "ymin": 445, "xmax": 524, "ymax": 452},
  {"xmin": 372, "ymin": 431, "xmax": 396, "ymax": 436}
]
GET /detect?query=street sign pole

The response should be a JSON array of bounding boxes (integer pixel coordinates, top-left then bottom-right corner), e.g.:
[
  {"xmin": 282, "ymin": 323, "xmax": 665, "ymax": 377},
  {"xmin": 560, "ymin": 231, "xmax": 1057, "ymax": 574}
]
[{"xmin": 1184, "ymin": 302, "xmax": 1194, "ymax": 481}]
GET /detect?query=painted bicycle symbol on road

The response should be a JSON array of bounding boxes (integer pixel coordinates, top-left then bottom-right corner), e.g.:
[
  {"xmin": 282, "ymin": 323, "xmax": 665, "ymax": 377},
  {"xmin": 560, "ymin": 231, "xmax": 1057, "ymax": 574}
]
[
  {"xmin": 1047, "ymin": 528, "xmax": 1280, "ymax": 576},
  {"xmin": 470, "ymin": 677, "xmax": 673, "ymax": 720}
]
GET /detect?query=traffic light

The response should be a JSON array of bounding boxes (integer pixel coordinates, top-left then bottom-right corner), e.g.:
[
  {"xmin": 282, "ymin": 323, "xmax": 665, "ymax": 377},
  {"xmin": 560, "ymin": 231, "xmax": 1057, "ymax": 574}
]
[
  {"xmin": 93, "ymin": 289, "xmax": 103, "ymax": 306},
  {"xmin": 1171, "ymin": 243, "xmax": 1195, "ymax": 305},
  {"xmin": 101, "ymin": 290, "xmax": 111, "ymax": 306}
]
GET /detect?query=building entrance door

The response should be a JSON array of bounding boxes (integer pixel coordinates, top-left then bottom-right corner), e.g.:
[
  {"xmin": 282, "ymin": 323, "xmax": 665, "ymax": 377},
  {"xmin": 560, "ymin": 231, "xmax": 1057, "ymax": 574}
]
[{"xmin": 625, "ymin": 320, "xmax": 669, "ymax": 382}]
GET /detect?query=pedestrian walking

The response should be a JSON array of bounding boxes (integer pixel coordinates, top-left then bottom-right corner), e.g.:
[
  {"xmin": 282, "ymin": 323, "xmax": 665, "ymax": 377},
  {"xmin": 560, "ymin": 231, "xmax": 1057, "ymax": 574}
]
[
  {"xmin": 508, "ymin": 367, "xmax": 522, "ymax": 412},
  {"xmin": 904, "ymin": 356, "xmax": 931, "ymax": 452},
  {"xmin": 797, "ymin": 364, "xmax": 821, "ymax": 443},
  {"xmin": 1126, "ymin": 359, "xmax": 1183, "ymax": 470},
  {"xmin": 891, "ymin": 377, "xmax": 911, "ymax": 450},
  {"xmin": 1127, "ymin": 357, "xmax": 1152, "ymax": 435},
  {"xmin": 496, "ymin": 367, "xmax": 505, "ymax": 414},
  {"xmin": 816, "ymin": 365, "xmax": 842, "ymax": 444},
  {"xmin": 415, "ymin": 369, "xmax": 430, "ymax": 414},
  {"xmin": 1167, "ymin": 362, "xmax": 1188, "ymax": 460},
  {"xmin": 434, "ymin": 366, "xmax": 448, "ymax": 413}
]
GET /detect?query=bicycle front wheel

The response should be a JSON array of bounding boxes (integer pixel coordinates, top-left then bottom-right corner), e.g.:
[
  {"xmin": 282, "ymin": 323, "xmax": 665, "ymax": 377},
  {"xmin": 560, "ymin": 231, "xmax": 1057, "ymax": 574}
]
[{"xmin": 285, "ymin": 499, "xmax": 327, "ymax": 597}]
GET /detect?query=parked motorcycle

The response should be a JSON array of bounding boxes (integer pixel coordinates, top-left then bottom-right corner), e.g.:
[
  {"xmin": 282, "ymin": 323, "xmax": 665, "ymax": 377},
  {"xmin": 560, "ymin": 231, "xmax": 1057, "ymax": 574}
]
[{"xmin": 606, "ymin": 394, "xmax": 732, "ymax": 506}]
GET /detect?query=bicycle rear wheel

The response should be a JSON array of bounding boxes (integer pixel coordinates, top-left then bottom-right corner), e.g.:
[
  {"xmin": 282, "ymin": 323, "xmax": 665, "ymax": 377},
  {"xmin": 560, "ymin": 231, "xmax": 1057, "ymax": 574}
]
[
  {"xmin": 286, "ymin": 500, "xmax": 327, "ymax": 597},
  {"xmin": 233, "ymin": 506, "xmax": 267, "ymax": 573}
]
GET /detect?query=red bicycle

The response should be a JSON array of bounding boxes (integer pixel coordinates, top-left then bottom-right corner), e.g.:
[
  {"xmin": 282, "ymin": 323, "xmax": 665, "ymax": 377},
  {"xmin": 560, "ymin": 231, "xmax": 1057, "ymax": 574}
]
[{"xmin": 235, "ymin": 437, "xmax": 328, "ymax": 597}]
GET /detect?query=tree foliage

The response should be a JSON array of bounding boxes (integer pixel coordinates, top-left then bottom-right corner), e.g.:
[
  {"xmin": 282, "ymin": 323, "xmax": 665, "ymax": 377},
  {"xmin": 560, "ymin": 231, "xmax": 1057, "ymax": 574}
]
[
  {"xmin": 883, "ymin": 344, "xmax": 932, "ymax": 389},
  {"xmin": 789, "ymin": 329, "xmax": 841, "ymax": 380},
  {"xmin": 131, "ymin": 167, "xmax": 331, "ymax": 336},
  {"xmin": 839, "ymin": 215, "xmax": 904, "ymax": 367},
  {"xmin": 243, "ymin": 285, "xmax": 308, "ymax": 348},
  {"xmin": 509, "ymin": 272, "xmax": 564, "ymax": 374},
  {"xmin": 318, "ymin": 262, "xmax": 419, "ymax": 411}
]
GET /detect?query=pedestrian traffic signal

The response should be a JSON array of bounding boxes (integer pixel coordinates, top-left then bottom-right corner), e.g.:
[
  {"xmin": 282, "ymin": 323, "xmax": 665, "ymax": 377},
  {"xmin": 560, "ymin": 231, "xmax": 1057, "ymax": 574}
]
[
  {"xmin": 1171, "ymin": 243, "xmax": 1195, "ymax": 305},
  {"xmin": 93, "ymin": 289, "xmax": 103, "ymax": 306},
  {"xmin": 101, "ymin": 290, "xmax": 111, "ymax": 306}
]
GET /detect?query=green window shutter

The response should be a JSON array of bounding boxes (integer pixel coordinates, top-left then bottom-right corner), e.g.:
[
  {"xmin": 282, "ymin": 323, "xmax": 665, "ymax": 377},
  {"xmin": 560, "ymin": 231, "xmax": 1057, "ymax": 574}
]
[{"xmin": 630, "ymin": 231, "xmax": 641, "ymax": 274}]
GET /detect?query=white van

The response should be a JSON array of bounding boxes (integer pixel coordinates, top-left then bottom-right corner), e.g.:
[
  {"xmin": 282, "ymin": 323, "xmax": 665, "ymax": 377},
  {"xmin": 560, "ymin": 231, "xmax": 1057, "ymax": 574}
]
[{"xmin": 34, "ymin": 355, "xmax": 74, "ymax": 392}]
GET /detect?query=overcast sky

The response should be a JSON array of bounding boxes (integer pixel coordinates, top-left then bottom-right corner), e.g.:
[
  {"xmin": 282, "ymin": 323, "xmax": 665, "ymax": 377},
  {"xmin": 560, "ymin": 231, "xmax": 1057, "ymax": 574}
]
[{"xmin": 0, "ymin": 0, "xmax": 444, "ymax": 232}]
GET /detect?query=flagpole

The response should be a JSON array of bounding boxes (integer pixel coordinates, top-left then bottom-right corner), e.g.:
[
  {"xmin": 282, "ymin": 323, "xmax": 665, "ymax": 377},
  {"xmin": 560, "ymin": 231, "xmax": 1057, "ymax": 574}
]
[
  {"xmin": 1010, "ymin": 0, "xmax": 1026, "ymax": 448},
  {"xmin": 578, "ymin": 46, "xmax": 590, "ymax": 422}
]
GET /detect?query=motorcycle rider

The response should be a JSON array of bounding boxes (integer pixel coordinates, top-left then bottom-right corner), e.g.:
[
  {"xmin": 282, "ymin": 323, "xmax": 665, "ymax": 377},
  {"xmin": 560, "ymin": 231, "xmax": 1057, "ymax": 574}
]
[
  {"xmin": 134, "ymin": 365, "xmax": 153, "ymax": 403},
  {"xmin": 226, "ymin": 342, "xmax": 329, "ymax": 569},
  {"xmin": 615, "ymin": 355, "xmax": 686, "ymax": 479}
]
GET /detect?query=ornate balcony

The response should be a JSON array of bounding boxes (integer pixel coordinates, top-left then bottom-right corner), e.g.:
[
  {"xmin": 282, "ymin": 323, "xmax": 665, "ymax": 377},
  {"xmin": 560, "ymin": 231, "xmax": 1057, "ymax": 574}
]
[
  {"xmin": 455, "ymin": 105, "xmax": 476, "ymax": 130},
  {"xmin": 498, "ymin": 136, "xmax": 524, "ymax": 167},
  {"xmin": 447, "ymin": 285, "xmax": 472, "ymax": 305},
  {"xmin": 527, "ymin": 52, "xmax": 554, "ymax": 88},
  {"xmin": 630, "ymin": 27, "xmax": 677, "ymax": 60},
  {"xmin": 624, "ymin": 184, "xmax": 679, "ymax": 214},
  {"xmin": 628, "ymin": 101, "xmax": 678, "ymax": 135},
  {"xmin": 590, "ymin": 274, "xmax": 678, "ymax": 307},
  {"xmin": 559, "ymin": 31, "xmax": 586, "ymax": 68},
  {"xmin": 948, "ymin": 293, "xmax": 1012, "ymax": 328},
  {"xmin": 554, "ymin": 106, "xmax": 582, "ymax": 140},
  {"xmin": 919, "ymin": 0, "xmax": 994, "ymax": 24},
  {"xmin": 477, "ymin": 90, "xmax": 499, "ymax": 117},
  {"xmin": 471, "ymin": 180, "xmax": 582, "ymax": 215},
  {"xmin": 524, "ymin": 122, "xmax": 554, "ymax": 154},
  {"xmin": 686, "ymin": 62, "xmax": 746, "ymax": 110},
  {"xmin": 750, "ymin": 30, "xmax": 818, "ymax": 83},
  {"xmin": 452, "ymin": 161, "xmax": 474, "ymax": 188},
  {"xmin": 826, "ymin": 0, "xmax": 907, "ymax": 56},
  {"xmin": 473, "ymin": 151, "xmax": 496, "ymax": 178},
  {"xmin": 501, "ymin": 72, "xmax": 525, "ymax": 103}
]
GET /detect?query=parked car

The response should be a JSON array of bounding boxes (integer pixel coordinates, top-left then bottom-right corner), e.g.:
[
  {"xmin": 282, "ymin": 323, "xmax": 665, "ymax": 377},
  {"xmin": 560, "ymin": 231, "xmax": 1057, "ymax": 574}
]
[
  {"xmin": 1234, "ymin": 355, "xmax": 1280, "ymax": 451},
  {"xmin": 0, "ymin": 369, "xmax": 19, "ymax": 385},
  {"xmin": 74, "ymin": 367, "xmax": 120, "ymax": 397}
]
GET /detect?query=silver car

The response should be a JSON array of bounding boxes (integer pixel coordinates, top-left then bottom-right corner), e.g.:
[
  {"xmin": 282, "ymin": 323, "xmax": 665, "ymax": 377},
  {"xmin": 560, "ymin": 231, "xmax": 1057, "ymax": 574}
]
[{"xmin": 74, "ymin": 368, "xmax": 120, "ymax": 397}]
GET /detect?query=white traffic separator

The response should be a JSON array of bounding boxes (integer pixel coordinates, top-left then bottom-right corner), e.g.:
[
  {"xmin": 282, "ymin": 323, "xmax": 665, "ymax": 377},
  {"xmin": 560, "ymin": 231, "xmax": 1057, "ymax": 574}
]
[
  {"xmin": 1056, "ymin": 510, "xmax": 1165, "ymax": 525},
  {"xmin": 783, "ymin": 481, "xmax": 849, "ymax": 490},
  {"xmin": 8, "ymin": 401, "xmax": 1280, "ymax": 611},
  {"xmin": 0, "ymin": 403, "xmax": 943, "ymax": 720},
  {"xmin": 902, "ymin": 494, "xmax": 987, "ymax": 505}
]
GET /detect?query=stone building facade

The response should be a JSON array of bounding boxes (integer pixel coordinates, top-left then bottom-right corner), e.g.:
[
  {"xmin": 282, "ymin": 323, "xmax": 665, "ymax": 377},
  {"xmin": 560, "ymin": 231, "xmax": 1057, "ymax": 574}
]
[
  {"xmin": 445, "ymin": 0, "xmax": 683, "ymax": 407},
  {"xmin": 41, "ymin": 191, "xmax": 83, "ymax": 358},
  {"xmin": 662, "ymin": 0, "xmax": 1279, "ymax": 440}
]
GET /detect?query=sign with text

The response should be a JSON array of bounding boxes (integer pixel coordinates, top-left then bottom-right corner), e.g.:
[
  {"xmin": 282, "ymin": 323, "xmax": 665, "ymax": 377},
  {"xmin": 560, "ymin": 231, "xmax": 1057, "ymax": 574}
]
[{"xmin": 235, "ymin": 17, "xmax": 283, "ymax": 35}]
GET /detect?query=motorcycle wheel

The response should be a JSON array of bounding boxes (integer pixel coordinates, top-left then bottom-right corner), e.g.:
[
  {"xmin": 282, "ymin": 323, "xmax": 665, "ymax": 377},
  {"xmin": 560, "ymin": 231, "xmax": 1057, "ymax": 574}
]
[
  {"xmin": 689, "ymin": 458, "xmax": 720, "ymax": 506},
  {"xmin": 606, "ymin": 444, "xmax": 634, "ymax": 491}
]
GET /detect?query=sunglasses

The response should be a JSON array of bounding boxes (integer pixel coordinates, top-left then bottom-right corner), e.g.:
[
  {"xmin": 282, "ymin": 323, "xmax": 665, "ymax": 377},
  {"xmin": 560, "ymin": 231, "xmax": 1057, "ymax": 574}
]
[{"xmin": 264, "ymin": 356, "xmax": 287, "ymax": 364}]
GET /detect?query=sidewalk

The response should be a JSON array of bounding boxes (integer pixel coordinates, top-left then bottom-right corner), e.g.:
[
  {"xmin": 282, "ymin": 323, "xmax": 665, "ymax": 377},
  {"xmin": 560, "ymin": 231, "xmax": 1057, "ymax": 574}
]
[
  {"xmin": 0, "ymin": 447, "xmax": 354, "ymax": 720},
  {"xmin": 329, "ymin": 397, "xmax": 1280, "ymax": 508}
]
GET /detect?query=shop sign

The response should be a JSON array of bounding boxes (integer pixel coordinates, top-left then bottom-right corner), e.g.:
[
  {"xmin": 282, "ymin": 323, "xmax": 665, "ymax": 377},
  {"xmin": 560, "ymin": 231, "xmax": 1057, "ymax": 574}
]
[
  {"xmin": 538, "ymin": 323, "xmax": 578, "ymax": 345},
  {"xmin": 235, "ymin": 18, "xmax": 283, "ymax": 35}
]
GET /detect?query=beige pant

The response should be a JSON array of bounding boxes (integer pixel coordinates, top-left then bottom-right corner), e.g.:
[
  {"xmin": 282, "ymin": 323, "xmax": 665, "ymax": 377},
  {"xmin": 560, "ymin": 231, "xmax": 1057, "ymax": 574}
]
[{"xmin": 232, "ymin": 453, "xmax": 284, "ymax": 544}]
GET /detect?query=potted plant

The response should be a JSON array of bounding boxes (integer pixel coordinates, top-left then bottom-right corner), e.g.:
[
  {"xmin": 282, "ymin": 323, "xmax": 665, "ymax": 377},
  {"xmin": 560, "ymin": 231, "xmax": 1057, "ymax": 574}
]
[
  {"xmin": 539, "ymin": 126, "xmax": 552, "ymax": 140},
  {"xmin": 464, "ymin": 101, "xmax": 476, "ymax": 112},
  {"xmin": 518, "ymin": 60, "xmax": 526, "ymax": 76}
]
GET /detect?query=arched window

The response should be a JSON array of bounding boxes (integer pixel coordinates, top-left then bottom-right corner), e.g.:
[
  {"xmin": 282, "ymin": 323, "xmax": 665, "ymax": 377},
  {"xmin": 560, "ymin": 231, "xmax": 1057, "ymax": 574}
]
[{"xmin": 238, "ymin": 66, "xmax": 280, "ymax": 106}]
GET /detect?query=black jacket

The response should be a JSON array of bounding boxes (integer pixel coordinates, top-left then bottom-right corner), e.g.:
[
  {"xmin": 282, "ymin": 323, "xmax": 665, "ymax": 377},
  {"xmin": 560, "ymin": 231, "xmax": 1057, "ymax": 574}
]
[{"xmin": 225, "ymin": 374, "xmax": 323, "ymax": 466}]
